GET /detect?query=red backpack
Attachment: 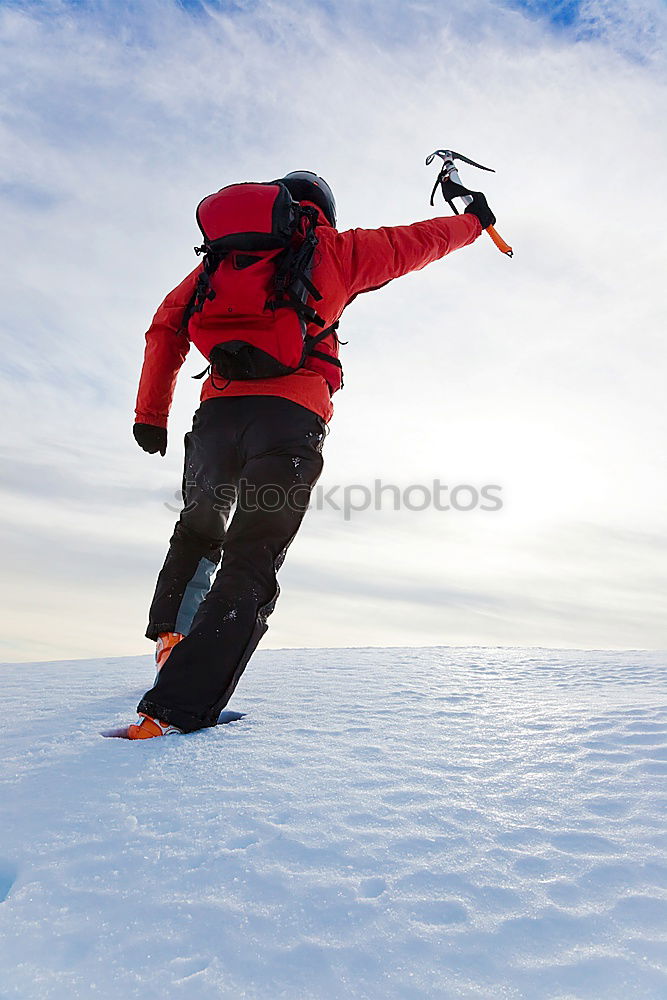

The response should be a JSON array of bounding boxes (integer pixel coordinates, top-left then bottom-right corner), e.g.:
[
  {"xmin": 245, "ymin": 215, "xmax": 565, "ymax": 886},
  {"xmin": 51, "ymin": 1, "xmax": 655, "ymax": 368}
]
[{"xmin": 182, "ymin": 182, "xmax": 342, "ymax": 389}]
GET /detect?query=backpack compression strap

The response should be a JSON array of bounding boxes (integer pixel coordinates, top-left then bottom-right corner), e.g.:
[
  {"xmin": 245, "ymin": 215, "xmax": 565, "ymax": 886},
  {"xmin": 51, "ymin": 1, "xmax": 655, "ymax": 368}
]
[
  {"xmin": 179, "ymin": 250, "xmax": 225, "ymax": 333},
  {"xmin": 268, "ymin": 209, "xmax": 326, "ymax": 328}
]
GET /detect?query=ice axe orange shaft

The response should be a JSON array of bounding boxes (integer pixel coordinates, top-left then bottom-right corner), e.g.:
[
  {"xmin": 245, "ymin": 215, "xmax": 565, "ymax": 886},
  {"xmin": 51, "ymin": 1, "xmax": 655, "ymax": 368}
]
[
  {"xmin": 486, "ymin": 225, "xmax": 513, "ymax": 256},
  {"xmin": 426, "ymin": 149, "xmax": 513, "ymax": 258}
]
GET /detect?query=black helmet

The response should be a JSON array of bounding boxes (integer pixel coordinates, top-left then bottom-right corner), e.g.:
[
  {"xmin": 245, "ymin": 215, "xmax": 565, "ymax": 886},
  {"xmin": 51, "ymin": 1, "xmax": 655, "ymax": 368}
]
[{"xmin": 278, "ymin": 170, "xmax": 336, "ymax": 227}]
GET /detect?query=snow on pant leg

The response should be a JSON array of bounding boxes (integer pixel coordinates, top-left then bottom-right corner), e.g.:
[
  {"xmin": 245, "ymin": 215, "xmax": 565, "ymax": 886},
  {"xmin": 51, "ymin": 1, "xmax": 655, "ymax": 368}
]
[
  {"xmin": 145, "ymin": 406, "xmax": 240, "ymax": 640},
  {"xmin": 138, "ymin": 397, "xmax": 325, "ymax": 732}
]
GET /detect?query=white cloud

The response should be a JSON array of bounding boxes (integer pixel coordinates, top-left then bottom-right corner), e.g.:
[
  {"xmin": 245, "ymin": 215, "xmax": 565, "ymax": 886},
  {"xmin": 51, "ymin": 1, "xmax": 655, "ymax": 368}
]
[{"xmin": 1, "ymin": 0, "xmax": 666, "ymax": 660}]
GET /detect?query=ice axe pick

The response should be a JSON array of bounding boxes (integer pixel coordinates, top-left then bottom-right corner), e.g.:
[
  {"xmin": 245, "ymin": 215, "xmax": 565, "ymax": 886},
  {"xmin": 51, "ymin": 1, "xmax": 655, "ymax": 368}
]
[{"xmin": 426, "ymin": 149, "xmax": 513, "ymax": 257}]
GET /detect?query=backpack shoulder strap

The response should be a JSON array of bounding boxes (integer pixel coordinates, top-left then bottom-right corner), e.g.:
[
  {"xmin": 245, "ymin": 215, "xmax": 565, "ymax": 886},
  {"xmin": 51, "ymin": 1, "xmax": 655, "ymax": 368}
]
[
  {"xmin": 304, "ymin": 322, "xmax": 343, "ymax": 370},
  {"xmin": 267, "ymin": 207, "xmax": 327, "ymax": 327}
]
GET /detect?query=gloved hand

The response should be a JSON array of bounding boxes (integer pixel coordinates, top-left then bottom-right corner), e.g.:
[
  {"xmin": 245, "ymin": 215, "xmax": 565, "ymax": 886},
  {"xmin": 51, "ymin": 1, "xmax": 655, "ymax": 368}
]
[
  {"xmin": 133, "ymin": 423, "xmax": 167, "ymax": 456},
  {"xmin": 465, "ymin": 191, "xmax": 496, "ymax": 231}
]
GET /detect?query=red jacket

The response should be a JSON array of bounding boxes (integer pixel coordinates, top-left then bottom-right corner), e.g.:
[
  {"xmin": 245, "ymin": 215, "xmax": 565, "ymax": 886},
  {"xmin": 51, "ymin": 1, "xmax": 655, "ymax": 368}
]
[{"xmin": 135, "ymin": 210, "xmax": 481, "ymax": 426}]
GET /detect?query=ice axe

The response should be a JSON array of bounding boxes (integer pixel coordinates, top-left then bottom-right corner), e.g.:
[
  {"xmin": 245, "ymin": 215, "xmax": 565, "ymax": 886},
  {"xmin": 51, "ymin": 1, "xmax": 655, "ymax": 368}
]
[{"xmin": 426, "ymin": 149, "xmax": 513, "ymax": 257}]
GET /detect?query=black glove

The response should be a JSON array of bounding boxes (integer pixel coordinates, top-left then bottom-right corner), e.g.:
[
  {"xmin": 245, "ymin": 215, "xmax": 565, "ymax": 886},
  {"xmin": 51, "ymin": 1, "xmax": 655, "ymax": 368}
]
[
  {"xmin": 465, "ymin": 191, "xmax": 496, "ymax": 231},
  {"xmin": 133, "ymin": 423, "xmax": 167, "ymax": 456}
]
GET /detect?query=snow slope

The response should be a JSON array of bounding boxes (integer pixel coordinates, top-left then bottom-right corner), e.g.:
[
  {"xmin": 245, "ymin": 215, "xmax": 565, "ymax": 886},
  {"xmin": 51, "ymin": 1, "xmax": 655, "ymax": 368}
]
[{"xmin": 1, "ymin": 647, "xmax": 666, "ymax": 1000}]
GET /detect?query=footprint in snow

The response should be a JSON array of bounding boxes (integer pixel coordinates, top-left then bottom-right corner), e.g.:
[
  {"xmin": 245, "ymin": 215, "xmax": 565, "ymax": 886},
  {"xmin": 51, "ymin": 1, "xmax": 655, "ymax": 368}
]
[
  {"xmin": 226, "ymin": 834, "xmax": 260, "ymax": 850},
  {"xmin": 358, "ymin": 877, "xmax": 387, "ymax": 898}
]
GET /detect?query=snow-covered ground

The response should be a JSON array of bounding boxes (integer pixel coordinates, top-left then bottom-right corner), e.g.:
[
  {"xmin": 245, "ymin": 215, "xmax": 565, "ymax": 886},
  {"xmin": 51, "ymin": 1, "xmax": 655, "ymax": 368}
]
[{"xmin": 1, "ymin": 647, "xmax": 666, "ymax": 1000}]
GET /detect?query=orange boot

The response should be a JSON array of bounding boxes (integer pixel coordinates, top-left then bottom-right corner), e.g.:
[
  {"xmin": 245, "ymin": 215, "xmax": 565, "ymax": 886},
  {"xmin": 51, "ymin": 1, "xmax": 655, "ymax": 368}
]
[
  {"xmin": 127, "ymin": 714, "xmax": 183, "ymax": 739},
  {"xmin": 155, "ymin": 631, "xmax": 184, "ymax": 673}
]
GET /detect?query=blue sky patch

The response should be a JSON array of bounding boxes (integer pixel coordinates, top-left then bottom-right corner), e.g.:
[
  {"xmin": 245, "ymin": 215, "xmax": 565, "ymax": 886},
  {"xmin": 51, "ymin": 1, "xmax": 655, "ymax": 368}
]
[
  {"xmin": 0, "ymin": 181, "xmax": 61, "ymax": 211},
  {"xmin": 504, "ymin": 0, "xmax": 584, "ymax": 29},
  {"xmin": 0, "ymin": 0, "xmax": 636, "ymax": 50}
]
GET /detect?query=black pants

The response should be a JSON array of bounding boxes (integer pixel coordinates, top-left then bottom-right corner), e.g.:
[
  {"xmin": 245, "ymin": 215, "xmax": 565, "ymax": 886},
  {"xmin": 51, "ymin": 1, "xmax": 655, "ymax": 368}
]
[{"xmin": 138, "ymin": 396, "xmax": 325, "ymax": 732}]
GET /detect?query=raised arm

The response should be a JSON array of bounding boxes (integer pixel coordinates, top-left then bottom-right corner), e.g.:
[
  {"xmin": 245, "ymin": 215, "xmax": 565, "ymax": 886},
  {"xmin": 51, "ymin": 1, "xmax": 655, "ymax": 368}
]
[{"xmin": 334, "ymin": 213, "xmax": 481, "ymax": 302}]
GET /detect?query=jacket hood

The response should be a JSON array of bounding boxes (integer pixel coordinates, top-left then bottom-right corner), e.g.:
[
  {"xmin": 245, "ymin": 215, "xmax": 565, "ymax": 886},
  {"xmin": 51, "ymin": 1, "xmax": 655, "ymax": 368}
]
[{"xmin": 303, "ymin": 200, "xmax": 335, "ymax": 230}]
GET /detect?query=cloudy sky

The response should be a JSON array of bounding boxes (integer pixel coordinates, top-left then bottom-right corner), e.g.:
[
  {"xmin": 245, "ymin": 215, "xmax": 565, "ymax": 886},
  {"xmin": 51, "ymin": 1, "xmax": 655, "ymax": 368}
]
[{"xmin": 1, "ymin": 0, "xmax": 666, "ymax": 662}]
